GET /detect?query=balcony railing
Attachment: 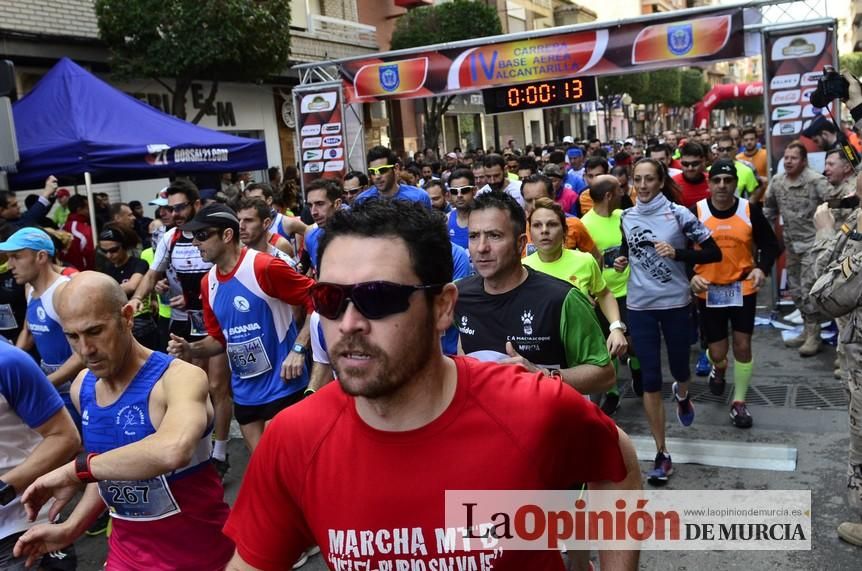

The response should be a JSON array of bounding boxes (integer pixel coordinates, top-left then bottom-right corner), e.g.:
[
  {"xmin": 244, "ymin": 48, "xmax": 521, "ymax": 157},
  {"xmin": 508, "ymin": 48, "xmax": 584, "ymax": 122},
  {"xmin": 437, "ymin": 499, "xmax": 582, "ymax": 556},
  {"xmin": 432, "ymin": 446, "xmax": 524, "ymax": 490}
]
[{"xmin": 306, "ymin": 14, "xmax": 377, "ymax": 49}]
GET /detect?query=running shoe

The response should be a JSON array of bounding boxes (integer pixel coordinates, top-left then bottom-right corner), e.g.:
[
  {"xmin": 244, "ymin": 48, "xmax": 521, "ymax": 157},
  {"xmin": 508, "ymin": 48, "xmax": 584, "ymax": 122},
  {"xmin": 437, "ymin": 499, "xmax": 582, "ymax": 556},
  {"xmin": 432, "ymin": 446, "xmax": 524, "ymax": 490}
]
[
  {"xmin": 600, "ymin": 392, "xmax": 621, "ymax": 416},
  {"xmin": 212, "ymin": 455, "xmax": 230, "ymax": 481},
  {"xmin": 85, "ymin": 512, "xmax": 110, "ymax": 536},
  {"xmin": 630, "ymin": 367, "xmax": 643, "ymax": 397},
  {"xmin": 729, "ymin": 401, "xmax": 753, "ymax": 429},
  {"xmin": 672, "ymin": 382, "xmax": 695, "ymax": 427},
  {"xmin": 695, "ymin": 351, "xmax": 710, "ymax": 377},
  {"xmin": 708, "ymin": 366, "xmax": 726, "ymax": 396},
  {"xmin": 646, "ymin": 451, "xmax": 673, "ymax": 486}
]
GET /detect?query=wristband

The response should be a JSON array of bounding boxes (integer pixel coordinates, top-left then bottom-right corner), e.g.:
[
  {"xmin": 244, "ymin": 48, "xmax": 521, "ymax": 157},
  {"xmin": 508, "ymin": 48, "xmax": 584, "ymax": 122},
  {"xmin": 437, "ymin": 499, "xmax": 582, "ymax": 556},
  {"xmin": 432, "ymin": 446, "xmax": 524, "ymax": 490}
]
[
  {"xmin": 74, "ymin": 452, "xmax": 99, "ymax": 484},
  {"xmin": 851, "ymin": 103, "xmax": 862, "ymax": 124},
  {"xmin": 303, "ymin": 388, "xmax": 315, "ymax": 397}
]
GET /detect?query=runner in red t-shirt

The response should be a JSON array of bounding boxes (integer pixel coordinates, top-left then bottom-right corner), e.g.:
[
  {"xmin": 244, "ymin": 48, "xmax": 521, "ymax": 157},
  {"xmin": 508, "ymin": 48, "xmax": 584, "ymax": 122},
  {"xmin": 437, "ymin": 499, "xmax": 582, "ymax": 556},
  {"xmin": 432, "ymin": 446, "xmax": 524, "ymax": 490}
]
[
  {"xmin": 672, "ymin": 142, "xmax": 711, "ymax": 208},
  {"xmin": 223, "ymin": 199, "xmax": 641, "ymax": 571}
]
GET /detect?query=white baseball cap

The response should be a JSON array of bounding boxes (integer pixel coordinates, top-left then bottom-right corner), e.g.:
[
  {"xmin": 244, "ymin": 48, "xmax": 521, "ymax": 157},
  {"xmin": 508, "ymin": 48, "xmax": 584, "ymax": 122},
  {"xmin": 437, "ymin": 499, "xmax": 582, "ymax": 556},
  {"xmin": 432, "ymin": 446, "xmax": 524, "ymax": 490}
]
[{"xmin": 562, "ymin": 135, "xmax": 574, "ymax": 144}]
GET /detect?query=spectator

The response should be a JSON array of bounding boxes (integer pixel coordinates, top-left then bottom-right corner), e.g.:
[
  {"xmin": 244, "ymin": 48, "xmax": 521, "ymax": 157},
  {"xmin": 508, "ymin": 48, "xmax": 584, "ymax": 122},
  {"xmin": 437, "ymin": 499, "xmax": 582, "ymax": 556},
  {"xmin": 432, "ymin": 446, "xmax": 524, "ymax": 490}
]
[
  {"xmin": 62, "ymin": 194, "xmax": 95, "ymax": 270},
  {"xmin": 50, "ymin": 188, "xmax": 71, "ymax": 227},
  {"xmin": 129, "ymin": 200, "xmax": 153, "ymax": 248}
]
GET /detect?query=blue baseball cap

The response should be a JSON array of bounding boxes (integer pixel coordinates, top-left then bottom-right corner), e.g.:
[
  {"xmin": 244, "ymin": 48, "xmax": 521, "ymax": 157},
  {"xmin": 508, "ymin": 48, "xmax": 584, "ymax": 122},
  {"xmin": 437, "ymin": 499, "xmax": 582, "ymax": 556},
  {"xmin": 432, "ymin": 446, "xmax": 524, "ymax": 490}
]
[
  {"xmin": 566, "ymin": 148, "xmax": 583, "ymax": 158},
  {"xmin": 0, "ymin": 227, "xmax": 55, "ymax": 256}
]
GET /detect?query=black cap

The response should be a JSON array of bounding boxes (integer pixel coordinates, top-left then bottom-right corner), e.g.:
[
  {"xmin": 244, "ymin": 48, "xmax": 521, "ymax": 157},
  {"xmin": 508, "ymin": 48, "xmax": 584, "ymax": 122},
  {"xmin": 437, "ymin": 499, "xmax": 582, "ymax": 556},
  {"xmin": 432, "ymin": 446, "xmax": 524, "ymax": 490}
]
[
  {"xmin": 802, "ymin": 115, "xmax": 837, "ymax": 138},
  {"xmin": 179, "ymin": 203, "xmax": 239, "ymax": 233},
  {"xmin": 708, "ymin": 158, "xmax": 738, "ymax": 180}
]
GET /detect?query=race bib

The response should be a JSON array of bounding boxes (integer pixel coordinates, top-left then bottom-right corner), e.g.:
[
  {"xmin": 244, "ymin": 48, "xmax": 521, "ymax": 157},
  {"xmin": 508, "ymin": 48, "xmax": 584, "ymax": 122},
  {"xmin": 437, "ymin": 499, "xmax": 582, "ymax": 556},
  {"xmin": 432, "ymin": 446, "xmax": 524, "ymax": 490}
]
[
  {"xmin": 707, "ymin": 281, "xmax": 743, "ymax": 308},
  {"xmin": 98, "ymin": 475, "xmax": 180, "ymax": 521},
  {"xmin": 0, "ymin": 303, "xmax": 17, "ymax": 330},
  {"xmin": 187, "ymin": 310, "xmax": 206, "ymax": 337},
  {"xmin": 226, "ymin": 336, "xmax": 273, "ymax": 379}
]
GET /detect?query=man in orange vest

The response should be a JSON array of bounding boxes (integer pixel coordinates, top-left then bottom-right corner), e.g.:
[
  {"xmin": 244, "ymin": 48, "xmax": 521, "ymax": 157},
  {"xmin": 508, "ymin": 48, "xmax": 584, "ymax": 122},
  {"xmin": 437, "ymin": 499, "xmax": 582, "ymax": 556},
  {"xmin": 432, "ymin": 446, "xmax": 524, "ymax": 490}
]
[{"xmin": 689, "ymin": 159, "xmax": 781, "ymax": 429}]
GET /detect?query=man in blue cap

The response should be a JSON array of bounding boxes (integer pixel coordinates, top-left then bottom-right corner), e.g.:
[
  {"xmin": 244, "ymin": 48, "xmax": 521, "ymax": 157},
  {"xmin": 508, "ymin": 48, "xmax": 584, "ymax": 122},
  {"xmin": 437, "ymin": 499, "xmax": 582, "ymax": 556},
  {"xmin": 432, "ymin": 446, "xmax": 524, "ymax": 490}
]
[{"xmin": 0, "ymin": 228, "xmax": 83, "ymax": 423}]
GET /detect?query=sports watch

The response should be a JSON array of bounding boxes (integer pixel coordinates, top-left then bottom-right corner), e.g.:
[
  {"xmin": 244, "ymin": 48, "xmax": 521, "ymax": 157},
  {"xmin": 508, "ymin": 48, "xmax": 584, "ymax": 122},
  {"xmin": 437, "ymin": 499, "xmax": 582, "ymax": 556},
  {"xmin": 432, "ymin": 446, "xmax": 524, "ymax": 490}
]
[
  {"xmin": 74, "ymin": 452, "xmax": 99, "ymax": 484},
  {"xmin": 609, "ymin": 320, "xmax": 627, "ymax": 334},
  {"xmin": 0, "ymin": 479, "xmax": 15, "ymax": 506},
  {"xmin": 292, "ymin": 344, "xmax": 307, "ymax": 355}
]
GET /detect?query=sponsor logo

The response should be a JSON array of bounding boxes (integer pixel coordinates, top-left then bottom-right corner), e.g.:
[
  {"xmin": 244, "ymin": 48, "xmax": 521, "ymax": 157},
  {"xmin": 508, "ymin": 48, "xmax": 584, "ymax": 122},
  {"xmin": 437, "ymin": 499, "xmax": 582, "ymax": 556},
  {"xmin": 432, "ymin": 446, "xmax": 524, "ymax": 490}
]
[
  {"xmin": 36, "ymin": 306, "xmax": 46, "ymax": 321},
  {"xmin": 228, "ymin": 323, "xmax": 261, "ymax": 336},
  {"xmin": 233, "ymin": 296, "xmax": 251, "ymax": 312},
  {"xmin": 302, "ymin": 137, "xmax": 322, "ymax": 149},
  {"xmin": 81, "ymin": 408, "xmax": 89, "ymax": 426},
  {"xmin": 802, "ymin": 105, "xmax": 818, "ymax": 118},
  {"xmin": 772, "ymin": 121, "xmax": 802, "ymax": 136},
  {"xmin": 771, "ymin": 105, "xmax": 801, "ymax": 120},
  {"xmin": 304, "ymin": 162, "xmax": 324, "ymax": 173},
  {"xmin": 459, "ymin": 315, "xmax": 476, "ymax": 336},
  {"xmin": 323, "ymin": 148, "xmax": 343, "ymax": 160},
  {"xmin": 770, "ymin": 90, "xmax": 800, "ymax": 105},
  {"xmin": 324, "ymin": 160, "xmax": 345, "ymax": 172},
  {"xmin": 801, "ymin": 72, "xmax": 823, "ymax": 86},
  {"xmin": 301, "ymin": 124, "xmax": 321, "ymax": 137},
  {"xmin": 303, "ymin": 149, "xmax": 323, "ymax": 161},
  {"xmin": 322, "ymin": 122, "xmax": 341, "ymax": 135},
  {"xmin": 300, "ymin": 92, "xmax": 336, "ymax": 113},
  {"xmin": 379, "ymin": 64, "xmax": 401, "ymax": 92},
  {"xmin": 771, "ymin": 32, "xmax": 826, "ymax": 61},
  {"xmin": 769, "ymin": 74, "xmax": 800, "ymax": 90},
  {"xmin": 667, "ymin": 24, "xmax": 694, "ymax": 56},
  {"xmin": 322, "ymin": 135, "xmax": 343, "ymax": 147}
]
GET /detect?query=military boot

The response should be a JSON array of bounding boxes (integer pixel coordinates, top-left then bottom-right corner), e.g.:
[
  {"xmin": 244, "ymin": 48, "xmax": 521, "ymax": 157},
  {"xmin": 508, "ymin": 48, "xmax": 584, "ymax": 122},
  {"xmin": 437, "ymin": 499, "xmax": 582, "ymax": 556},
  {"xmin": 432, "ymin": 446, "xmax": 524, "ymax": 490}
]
[
  {"xmin": 838, "ymin": 522, "xmax": 862, "ymax": 546},
  {"xmin": 798, "ymin": 322, "xmax": 822, "ymax": 357},
  {"xmin": 784, "ymin": 327, "xmax": 807, "ymax": 348}
]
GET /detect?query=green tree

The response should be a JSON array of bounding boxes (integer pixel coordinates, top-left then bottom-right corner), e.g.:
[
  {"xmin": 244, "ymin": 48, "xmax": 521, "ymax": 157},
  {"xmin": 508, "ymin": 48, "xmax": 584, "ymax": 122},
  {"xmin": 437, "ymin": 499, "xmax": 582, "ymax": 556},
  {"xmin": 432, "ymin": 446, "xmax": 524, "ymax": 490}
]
[
  {"xmin": 95, "ymin": 0, "xmax": 291, "ymax": 123},
  {"xmin": 390, "ymin": 0, "xmax": 502, "ymax": 152},
  {"xmin": 840, "ymin": 53, "xmax": 862, "ymax": 78},
  {"xmin": 679, "ymin": 68, "xmax": 708, "ymax": 107}
]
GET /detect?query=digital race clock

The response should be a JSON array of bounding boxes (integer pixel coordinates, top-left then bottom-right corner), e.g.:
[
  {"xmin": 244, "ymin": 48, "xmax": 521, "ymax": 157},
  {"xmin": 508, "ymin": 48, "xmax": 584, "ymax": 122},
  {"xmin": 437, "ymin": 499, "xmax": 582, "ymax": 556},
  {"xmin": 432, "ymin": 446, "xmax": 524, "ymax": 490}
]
[{"xmin": 482, "ymin": 77, "xmax": 598, "ymax": 114}]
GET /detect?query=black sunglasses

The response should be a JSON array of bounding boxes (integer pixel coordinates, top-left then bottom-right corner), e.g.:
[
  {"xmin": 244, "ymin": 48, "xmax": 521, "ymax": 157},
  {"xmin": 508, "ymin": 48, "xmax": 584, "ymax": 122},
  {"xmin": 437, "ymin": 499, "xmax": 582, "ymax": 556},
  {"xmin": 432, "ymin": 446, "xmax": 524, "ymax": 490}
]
[
  {"xmin": 716, "ymin": 146, "xmax": 735, "ymax": 152},
  {"xmin": 680, "ymin": 160, "xmax": 702, "ymax": 168},
  {"xmin": 311, "ymin": 281, "xmax": 444, "ymax": 320},
  {"xmin": 449, "ymin": 185, "xmax": 476, "ymax": 196},
  {"xmin": 187, "ymin": 228, "xmax": 220, "ymax": 242},
  {"xmin": 169, "ymin": 202, "xmax": 191, "ymax": 213}
]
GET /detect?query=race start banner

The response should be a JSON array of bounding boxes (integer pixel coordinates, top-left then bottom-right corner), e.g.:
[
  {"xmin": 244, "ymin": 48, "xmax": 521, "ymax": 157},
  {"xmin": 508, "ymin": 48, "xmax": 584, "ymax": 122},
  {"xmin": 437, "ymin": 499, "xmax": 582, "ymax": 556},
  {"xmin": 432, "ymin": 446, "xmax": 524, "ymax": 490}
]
[
  {"xmin": 293, "ymin": 82, "xmax": 347, "ymax": 194},
  {"xmin": 763, "ymin": 23, "xmax": 837, "ymax": 175},
  {"xmin": 338, "ymin": 8, "xmax": 745, "ymax": 103}
]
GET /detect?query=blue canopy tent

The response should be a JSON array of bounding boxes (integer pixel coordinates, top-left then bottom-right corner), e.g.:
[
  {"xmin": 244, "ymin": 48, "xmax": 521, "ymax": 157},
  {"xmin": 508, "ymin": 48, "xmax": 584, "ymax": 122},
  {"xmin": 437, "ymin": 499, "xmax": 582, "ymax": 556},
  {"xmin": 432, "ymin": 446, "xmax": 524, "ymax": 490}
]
[{"xmin": 8, "ymin": 58, "xmax": 267, "ymax": 190}]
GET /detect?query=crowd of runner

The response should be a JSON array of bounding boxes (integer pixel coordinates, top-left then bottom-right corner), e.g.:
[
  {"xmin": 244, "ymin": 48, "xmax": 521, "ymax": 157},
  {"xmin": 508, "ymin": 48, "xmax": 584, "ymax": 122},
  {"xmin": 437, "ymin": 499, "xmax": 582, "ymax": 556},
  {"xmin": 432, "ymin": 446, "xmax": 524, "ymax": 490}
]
[{"xmin": 1, "ymin": 72, "xmax": 862, "ymax": 569}]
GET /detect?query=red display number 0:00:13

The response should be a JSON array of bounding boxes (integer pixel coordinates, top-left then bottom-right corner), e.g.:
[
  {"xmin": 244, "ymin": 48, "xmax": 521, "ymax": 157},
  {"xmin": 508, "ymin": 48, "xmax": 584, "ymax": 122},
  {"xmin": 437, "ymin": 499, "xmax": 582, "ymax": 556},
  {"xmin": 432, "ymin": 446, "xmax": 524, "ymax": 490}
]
[{"xmin": 505, "ymin": 79, "xmax": 584, "ymax": 107}]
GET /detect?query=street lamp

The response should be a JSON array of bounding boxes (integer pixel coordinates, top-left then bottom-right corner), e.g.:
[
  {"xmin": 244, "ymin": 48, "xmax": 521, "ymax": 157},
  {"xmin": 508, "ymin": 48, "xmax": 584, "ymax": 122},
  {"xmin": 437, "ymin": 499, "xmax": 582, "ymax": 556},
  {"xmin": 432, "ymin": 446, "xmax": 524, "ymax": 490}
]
[{"xmin": 621, "ymin": 94, "xmax": 632, "ymax": 138}]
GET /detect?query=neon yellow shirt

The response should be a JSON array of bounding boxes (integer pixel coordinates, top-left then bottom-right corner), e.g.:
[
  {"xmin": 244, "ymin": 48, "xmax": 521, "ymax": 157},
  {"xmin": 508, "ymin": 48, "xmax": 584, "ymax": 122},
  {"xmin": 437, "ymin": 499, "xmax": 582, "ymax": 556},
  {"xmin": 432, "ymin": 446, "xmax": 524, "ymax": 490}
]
[
  {"xmin": 580, "ymin": 208, "xmax": 629, "ymax": 298},
  {"xmin": 141, "ymin": 247, "xmax": 170, "ymax": 319},
  {"xmin": 523, "ymin": 249, "xmax": 606, "ymax": 298}
]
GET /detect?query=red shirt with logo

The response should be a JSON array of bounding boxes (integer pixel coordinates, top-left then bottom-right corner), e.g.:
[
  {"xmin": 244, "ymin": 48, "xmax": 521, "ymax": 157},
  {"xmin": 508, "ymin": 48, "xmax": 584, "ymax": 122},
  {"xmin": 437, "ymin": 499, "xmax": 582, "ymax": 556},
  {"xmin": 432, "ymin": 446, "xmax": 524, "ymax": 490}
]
[{"xmin": 223, "ymin": 356, "xmax": 627, "ymax": 570}]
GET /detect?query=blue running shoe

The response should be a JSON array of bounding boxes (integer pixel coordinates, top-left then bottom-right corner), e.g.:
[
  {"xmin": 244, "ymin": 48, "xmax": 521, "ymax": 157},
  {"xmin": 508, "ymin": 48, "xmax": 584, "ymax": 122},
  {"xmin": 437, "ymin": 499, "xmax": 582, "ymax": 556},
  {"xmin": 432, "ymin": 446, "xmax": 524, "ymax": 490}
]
[
  {"xmin": 672, "ymin": 382, "xmax": 695, "ymax": 427},
  {"xmin": 647, "ymin": 451, "xmax": 673, "ymax": 486},
  {"xmin": 695, "ymin": 351, "xmax": 710, "ymax": 376}
]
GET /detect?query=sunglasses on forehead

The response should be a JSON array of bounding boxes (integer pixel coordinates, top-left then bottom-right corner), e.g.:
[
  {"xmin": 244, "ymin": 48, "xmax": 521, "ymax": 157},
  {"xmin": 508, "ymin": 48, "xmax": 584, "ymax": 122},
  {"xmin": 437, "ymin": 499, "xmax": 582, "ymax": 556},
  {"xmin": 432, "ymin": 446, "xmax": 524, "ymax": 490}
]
[{"xmin": 311, "ymin": 281, "xmax": 444, "ymax": 320}]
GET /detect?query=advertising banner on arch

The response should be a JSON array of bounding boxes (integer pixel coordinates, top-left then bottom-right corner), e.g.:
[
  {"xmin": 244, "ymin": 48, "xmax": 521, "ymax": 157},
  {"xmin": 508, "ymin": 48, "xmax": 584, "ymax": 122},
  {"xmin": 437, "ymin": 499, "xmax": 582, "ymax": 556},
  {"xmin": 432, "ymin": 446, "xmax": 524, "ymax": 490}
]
[
  {"xmin": 338, "ymin": 8, "xmax": 746, "ymax": 103},
  {"xmin": 293, "ymin": 82, "xmax": 347, "ymax": 195},
  {"xmin": 763, "ymin": 23, "xmax": 837, "ymax": 175}
]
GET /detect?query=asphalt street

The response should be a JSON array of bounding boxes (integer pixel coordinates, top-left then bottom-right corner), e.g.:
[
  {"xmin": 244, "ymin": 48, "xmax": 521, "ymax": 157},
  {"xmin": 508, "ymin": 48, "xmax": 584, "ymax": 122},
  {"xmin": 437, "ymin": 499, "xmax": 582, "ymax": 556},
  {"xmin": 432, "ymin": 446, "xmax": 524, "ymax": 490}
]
[{"xmin": 71, "ymin": 304, "xmax": 857, "ymax": 570}]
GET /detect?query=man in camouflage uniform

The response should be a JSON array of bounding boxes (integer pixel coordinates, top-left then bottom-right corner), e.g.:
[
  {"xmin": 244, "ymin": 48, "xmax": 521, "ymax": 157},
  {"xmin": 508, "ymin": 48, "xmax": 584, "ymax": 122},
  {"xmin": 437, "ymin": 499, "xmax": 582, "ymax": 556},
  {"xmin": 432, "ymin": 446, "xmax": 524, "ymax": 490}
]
[
  {"xmin": 809, "ymin": 69, "xmax": 862, "ymax": 546},
  {"xmin": 764, "ymin": 141, "xmax": 832, "ymax": 356},
  {"xmin": 824, "ymin": 148, "xmax": 858, "ymax": 230}
]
